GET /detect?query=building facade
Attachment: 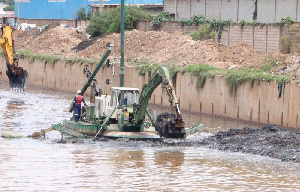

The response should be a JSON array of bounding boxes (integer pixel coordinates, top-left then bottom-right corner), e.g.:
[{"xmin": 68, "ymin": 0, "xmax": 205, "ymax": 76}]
[
  {"xmin": 15, "ymin": 0, "xmax": 163, "ymax": 20},
  {"xmin": 164, "ymin": 0, "xmax": 300, "ymax": 23}
]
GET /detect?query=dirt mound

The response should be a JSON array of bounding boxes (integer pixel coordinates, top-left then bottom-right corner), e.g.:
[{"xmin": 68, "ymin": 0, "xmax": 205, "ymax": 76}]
[
  {"xmin": 15, "ymin": 25, "xmax": 84, "ymax": 57},
  {"xmin": 14, "ymin": 26, "xmax": 298, "ymax": 75},
  {"xmin": 200, "ymin": 125, "xmax": 300, "ymax": 163}
]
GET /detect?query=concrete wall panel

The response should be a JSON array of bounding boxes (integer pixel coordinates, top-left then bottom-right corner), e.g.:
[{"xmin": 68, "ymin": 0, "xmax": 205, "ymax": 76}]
[
  {"xmin": 228, "ymin": 25, "xmax": 242, "ymax": 46},
  {"xmin": 253, "ymin": 25, "xmax": 267, "ymax": 52},
  {"xmin": 257, "ymin": 0, "xmax": 276, "ymax": 23},
  {"xmin": 221, "ymin": 0, "xmax": 238, "ymax": 21},
  {"xmin": 275, "ymin": 0, "xmax": 297, "ymax": 22},
  {"xmin": 266, "ymin": 24, "xmax": 280, "ymax": 52},
  {"xmin": 238, "ymin": 0, "xmax": 255, "ymax": 21},
  {"xmin": 163, "ymin": 0, "xmax": 175, "ymax": 13},
  {"xmin": 177, "ymin": 0, "xmax": 191, "ymax": 19},
  {"xmin": 298, "ymin": 0, "xmax": 300, "ymax": 22},
  {"xmin": 191, "ymin": 0, "xmax": 205, "ymax": 18},
  {"xmin": 241, "ymin": 26, "xmax": 254, "ymax": 47},
  {"xmin": 206, "ymin": 0, "xmax": 221, "ymax": 20}
]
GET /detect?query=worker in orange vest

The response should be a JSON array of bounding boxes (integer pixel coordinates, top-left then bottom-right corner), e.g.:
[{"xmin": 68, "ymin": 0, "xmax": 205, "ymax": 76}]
[{"xmin": 73, "ymin": 90, "xmax": 87, "ymax": 122}]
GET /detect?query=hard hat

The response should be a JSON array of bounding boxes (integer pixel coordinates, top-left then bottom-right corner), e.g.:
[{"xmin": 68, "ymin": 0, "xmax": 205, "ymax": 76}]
[{"xmin": 77, "ymin": 90, "xmax": 81, "ymax": 94}]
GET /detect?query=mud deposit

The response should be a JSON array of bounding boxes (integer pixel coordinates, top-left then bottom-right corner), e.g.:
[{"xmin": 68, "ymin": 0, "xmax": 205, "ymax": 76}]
[
  {"xmin": 198, "ymin": 125, "xmax": 300, "ymax": 163},
  {"xmin": 91, "ymin": 124, "xmax": 300, "ymax": 163}
]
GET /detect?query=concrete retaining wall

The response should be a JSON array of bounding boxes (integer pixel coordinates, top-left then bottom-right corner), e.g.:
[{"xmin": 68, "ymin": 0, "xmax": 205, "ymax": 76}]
[
  {"xmin": 1, "ymin": 56, "xmax": 299, "ymax": 129},
  {"xmin": 137, "ymin": 20, "xmax": 300, "ymax": 53},
  {"xmin": 164, "ymin": 0, "xmax": 300, "ymax": 23}
]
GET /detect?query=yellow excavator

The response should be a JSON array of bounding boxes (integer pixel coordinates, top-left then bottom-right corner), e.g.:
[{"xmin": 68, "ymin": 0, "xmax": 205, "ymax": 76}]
[{"xmin": 0, "ymin": 17, "xmax": 28, "ymax": 90}]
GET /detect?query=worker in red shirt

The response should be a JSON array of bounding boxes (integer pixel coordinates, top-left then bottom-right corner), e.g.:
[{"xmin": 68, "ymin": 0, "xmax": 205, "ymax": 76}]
[{"xmin": 73, "ymin": 90, "xmax": 87, "ymax": 122}]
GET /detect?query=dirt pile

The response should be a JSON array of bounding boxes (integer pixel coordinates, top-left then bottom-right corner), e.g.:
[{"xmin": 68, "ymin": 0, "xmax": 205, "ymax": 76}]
[
  {"xmin": 200, "ymin": 125, "xmax": 300, "ymax": 163},
  {"xmin": 15, "ymin": 25, "xmax": 84, "ymax": 57},
  {"xmin": 14, "ymin": 26, "xmax": 300, "ymax": 75}
]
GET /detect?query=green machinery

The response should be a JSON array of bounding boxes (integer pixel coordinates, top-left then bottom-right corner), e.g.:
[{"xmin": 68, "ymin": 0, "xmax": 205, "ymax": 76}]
[
  {"xmin": 51, "ymin": 1, "xmax": 201, "ymax": 140},
  {"xmin": 52, "ymin": 43, "xmax": 187, "ymax": 139}
]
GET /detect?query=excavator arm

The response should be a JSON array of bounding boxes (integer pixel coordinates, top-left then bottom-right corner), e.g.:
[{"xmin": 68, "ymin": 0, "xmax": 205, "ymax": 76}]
[
  {"xmin": 134, "ymin": 66, "xmax": 185, "ymax": 138},
  {"xmin": 0, "ymin": 21, "xmax": 28, "ymax": 90}
]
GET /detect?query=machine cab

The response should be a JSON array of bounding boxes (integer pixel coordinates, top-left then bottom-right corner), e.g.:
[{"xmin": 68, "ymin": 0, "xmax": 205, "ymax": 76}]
[
  {"xmin": 111, "ymin": 87, "xmax": 139, "ymax": 108},
  {"xmin": 2, "ymin": 17, "xmax": 16, "ymax": 28}
]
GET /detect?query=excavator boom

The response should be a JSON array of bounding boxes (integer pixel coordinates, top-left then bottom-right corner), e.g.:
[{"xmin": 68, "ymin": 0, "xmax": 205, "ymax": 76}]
[
  {"xmin": 135, "ymin": 66, "xmax": 186, "ymax": 138},
  {"xmin": 0, "ymin": 18, "xmax": 28, "ymax": 90}
]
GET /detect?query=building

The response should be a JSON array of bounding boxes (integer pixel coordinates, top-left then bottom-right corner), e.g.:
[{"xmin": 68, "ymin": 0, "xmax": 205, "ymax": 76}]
[
  {"xmin": 14, "ymin": 0, "xmax": 102, "ymax": 20},
  {"xmin": 15, "ymin": 0, "xmax": 163, "ymax": 20},
  {"xmin": 89, "ymin": 0, "xmax": 163, "ymax": 16},
  {"xmin": 164, "ymin": 0, "xmax": 300, "ymax": 23}
]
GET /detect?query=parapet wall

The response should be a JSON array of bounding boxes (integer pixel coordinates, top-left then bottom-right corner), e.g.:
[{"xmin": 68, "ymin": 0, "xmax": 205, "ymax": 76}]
[
  {"xmin": 1, "ymin": 57, "xmax": 299, "ymax": 129},
  {"xmin": 137, "ymin": 20, "xmax": 300, "ymax": 54}
]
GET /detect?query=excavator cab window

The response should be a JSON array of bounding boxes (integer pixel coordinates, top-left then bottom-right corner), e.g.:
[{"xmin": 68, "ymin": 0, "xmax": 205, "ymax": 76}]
[
  {"xmin": 7, "ymin": 18, "xmax": 16, "ymax": 28},
  {"xmin": 123, "ymin": 91, "xmax": 138, "ymax": 106},
  {"xmin": 114, "ymin": 90, "xmax": 138, "ymax": 108},
  {"xmin": 3, "ymin": 17, "xmax": 16, "ymax": 28}
]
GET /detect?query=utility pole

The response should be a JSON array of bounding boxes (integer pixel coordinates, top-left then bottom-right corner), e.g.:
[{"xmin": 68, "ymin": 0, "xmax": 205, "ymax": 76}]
[
  {"xmin": 120, "ymin": 0, "xmax": 125, "ymax": 87},
  {"xmin": 18, "ymin": 1, "xmax": 20, "ymax": 28},
  {"xmin": 100, "ymin": 0, "xmax": 103, "ymax": 14}
]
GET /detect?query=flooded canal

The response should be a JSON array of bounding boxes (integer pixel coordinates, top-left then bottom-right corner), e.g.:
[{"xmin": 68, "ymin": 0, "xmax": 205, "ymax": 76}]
[{"xmin": 0, "ymin": 88, "xmax": 299, "ymax": 191}]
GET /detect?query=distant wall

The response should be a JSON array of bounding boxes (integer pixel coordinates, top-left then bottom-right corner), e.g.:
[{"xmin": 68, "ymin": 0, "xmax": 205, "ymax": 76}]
[
  {"xmin": 137, "ymin": 20, "xmax": 300, "ymax": 53},
  {"xmin": 281, "ymin": 23, "xmax": 300, "ymax": 53},
  {"xmin": 1, "ymin": 56, "xmax": 299, "ymax": 129},
  {"xmin": 18, "ymin": 19, "xmax": 90, "ymax": 28},
  {"xmin": 164, "ymin": 0, "xmax": 300, "ymax": 23}
]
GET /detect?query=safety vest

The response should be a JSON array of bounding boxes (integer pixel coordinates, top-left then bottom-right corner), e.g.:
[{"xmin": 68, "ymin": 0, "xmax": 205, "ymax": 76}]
[{"xmin": 75, "ymin": 95, "xmax": 82, "ymax": 105}]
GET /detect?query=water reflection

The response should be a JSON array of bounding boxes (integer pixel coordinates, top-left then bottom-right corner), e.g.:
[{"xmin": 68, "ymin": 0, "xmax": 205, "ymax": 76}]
[
  {"xmin": 2, "ymin": 99, "xmax": 26, "ymax": 129},
  {"xmin": 154, "ymin": 150, "xmax": 184, "ymax": 172},
  {"xmin": 4, "ymin": 99, "xmax": 25, "ymax": 118},
  {"xmin": 112, "ymin": 150, "xmax": 145, "ymax": 169}
]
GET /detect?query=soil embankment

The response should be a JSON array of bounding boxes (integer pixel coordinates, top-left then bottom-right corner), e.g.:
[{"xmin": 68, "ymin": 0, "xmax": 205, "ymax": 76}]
[{"xmin": 14, "ymin": 25, "xmax": 300, "ymax": 77}]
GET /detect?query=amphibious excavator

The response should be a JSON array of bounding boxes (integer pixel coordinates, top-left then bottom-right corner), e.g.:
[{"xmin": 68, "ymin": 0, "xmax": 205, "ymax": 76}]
[
  {"xmin": 51, "ymin": 44, "xmax": 190, "ymax": 140},
  {"xmin": 0, "ymin": 17, "xmax": 28, "ymax": 90}
]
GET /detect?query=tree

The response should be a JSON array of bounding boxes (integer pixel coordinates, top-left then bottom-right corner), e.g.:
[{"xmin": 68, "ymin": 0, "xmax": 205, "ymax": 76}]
[
  {"xmin": 86, "ymin": 6, "xmax": 151, "ymax": 37},
  {"xmin": 3, "ymin": 5, "xmax": 14, "ymax": 11}
]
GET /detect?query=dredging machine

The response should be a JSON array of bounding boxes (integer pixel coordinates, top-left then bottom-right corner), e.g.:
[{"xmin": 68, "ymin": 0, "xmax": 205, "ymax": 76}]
[
  {"xmin": 50, "ymin": 43, "xmax": 202, "ymax": 140},
  {"xmin": 49, "ymin": 1, "xmax": 201, "ymax": 140}
]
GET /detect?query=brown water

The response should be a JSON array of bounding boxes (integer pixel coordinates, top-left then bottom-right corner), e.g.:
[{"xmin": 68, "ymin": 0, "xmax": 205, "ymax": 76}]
[{"xmin": 0, "ymin": 88, "xmax": 299, "ymax": 192}]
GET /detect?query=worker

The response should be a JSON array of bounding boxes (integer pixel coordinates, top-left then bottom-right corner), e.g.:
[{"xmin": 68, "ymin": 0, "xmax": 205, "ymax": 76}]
[{"xmin": 73, "ymin": 90, "xmax": 87, "ymax": 122}]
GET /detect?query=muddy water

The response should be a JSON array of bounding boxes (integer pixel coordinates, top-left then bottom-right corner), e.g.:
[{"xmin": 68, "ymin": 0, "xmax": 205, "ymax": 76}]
[{"xmin": 0, "ymin": 88, "xmax": 299, "ymax": 191}]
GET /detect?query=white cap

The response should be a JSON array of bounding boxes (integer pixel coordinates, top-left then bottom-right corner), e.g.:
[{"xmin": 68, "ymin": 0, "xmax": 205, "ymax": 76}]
[{"xmin": 77, "ymin": 90, "xmax": 81, "ymax": 94}]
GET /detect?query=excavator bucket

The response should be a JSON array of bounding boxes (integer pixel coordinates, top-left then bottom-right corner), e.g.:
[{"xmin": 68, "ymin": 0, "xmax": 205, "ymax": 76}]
[
  {"xmin": 155, "ymin": 112, "xmax": 186, "ymax": 138},
  {"xmin": 6, "ymin": 68, "xmax": 28, "ymax": 91}
]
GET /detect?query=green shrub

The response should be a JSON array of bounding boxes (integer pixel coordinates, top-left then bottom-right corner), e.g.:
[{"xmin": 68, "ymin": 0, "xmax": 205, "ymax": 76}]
[
  {"xmin": 76, "ymin": 7, "xmax": 89, "ymax": 20},
  {"xmin": 191, "ymin": 23, "xmax": 215, "ymax": 41},
  {"xmin": 179, "ymin": 15, "xmax": 208, "ymax": 27},
  {"xmin": 3, "ymin": 5, "xmax": 13, "ymax": 11},
  {"xmin": 150, "ymin": 12, "xmax": 173, "ymax": 27},
  {"xmin": 261, "ymin": 57, "xmax": 277, "ymax": 72},
  {"xmin": 277, "ymin": 16, "xmax": 294, "ymax": 27},
  {"xmin": 86, "ymin": 6, "xmax": 151, "ymax": 37},
  {"xmin": 209, "ymin": 18, "xmax": 232, "ymax": 43},
  {"xmin": 185, "ymin": 64, "xmax": 217, "ymax": 76}
]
